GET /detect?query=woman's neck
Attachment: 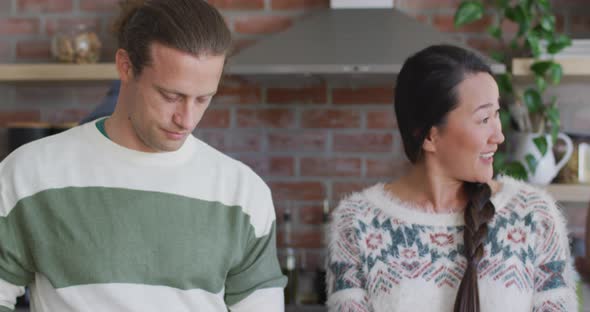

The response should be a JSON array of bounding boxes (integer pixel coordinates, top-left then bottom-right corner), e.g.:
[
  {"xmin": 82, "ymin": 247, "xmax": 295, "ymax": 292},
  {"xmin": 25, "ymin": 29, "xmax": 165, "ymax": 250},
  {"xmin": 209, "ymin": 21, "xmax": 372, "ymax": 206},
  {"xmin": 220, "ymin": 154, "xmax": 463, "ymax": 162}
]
[{"xmin": 386, "ymin": 164, "xmax": 468, "ymax": 213}]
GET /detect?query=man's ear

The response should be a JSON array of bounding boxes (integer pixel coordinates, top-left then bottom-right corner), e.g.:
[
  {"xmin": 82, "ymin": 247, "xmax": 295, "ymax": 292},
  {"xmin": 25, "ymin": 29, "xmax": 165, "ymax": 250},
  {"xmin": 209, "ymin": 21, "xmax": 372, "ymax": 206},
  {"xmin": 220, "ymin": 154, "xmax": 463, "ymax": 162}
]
[
  {"xmin": 422, "ymin": 126, "xmax": 439, "ymax": 153},
  {"xmin": 115, "ymin": 49, "xmax": 134, "ymax": 83}
]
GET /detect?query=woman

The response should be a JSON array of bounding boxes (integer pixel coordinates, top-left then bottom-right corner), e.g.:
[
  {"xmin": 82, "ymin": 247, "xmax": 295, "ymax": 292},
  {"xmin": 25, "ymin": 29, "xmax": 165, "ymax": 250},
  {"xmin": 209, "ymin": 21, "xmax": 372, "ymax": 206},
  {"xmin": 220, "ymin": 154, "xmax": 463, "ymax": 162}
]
[{"xmin": 326, "ymin": 45, "xmax": 577, "ymax": 312}]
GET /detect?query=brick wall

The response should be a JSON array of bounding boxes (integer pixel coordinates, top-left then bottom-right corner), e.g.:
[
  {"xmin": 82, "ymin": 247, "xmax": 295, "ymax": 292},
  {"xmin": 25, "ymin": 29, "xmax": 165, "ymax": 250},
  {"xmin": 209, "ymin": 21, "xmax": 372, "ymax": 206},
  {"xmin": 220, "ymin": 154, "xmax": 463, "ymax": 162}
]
[{"xmin": 1, "ymin": 0, "xmax": 590, "ymax": 272}]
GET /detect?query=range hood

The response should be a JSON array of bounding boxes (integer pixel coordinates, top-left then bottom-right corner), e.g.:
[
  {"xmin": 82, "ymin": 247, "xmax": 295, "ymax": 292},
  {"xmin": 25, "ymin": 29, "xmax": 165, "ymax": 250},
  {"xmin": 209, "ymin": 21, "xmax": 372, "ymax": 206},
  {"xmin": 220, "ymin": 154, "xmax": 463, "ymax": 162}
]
[{"xmin": 226, "ymin": 9, "xmax": 505, "ymax": 75}]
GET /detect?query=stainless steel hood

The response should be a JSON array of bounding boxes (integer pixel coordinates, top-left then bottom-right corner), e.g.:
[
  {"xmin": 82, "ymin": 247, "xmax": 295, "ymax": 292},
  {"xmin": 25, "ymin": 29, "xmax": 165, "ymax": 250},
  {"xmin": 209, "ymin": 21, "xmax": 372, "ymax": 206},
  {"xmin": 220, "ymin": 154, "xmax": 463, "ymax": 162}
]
[{"xmin": 226, "ymin": 9, "xmax": 505, "ymax": 75}]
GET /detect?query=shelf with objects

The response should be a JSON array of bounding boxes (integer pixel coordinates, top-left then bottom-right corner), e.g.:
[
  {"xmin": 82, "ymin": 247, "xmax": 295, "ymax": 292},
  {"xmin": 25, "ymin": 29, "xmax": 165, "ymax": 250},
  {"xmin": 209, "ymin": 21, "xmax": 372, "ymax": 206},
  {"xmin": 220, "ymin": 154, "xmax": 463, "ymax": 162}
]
[
  {"xmin": 0, "ymin": 63, "xmax": 118, "ymax": 81},
  {"xmin": 512, "ymin": 57, "xmax": 590, "ymax": 77}
]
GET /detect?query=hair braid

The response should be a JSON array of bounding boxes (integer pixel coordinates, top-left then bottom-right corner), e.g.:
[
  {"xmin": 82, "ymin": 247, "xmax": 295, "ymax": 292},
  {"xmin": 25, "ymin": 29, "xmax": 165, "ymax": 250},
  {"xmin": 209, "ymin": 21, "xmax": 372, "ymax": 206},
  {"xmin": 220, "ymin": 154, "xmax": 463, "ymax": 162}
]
[{"xmin": 454, "ymin": 182, "xmax": 495, "ymax": 312}]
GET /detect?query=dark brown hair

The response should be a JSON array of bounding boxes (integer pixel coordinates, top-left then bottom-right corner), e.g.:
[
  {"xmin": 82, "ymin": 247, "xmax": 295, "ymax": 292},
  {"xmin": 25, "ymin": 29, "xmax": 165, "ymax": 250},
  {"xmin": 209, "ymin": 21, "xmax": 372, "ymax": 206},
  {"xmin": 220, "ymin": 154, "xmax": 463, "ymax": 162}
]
[
  {"xmin": 112, "ymin": 0, "xmax": 232, "ymax": 76},
  {"xmin": 394, "ymin": 45, "xmax": 496, "ymax": 312}
]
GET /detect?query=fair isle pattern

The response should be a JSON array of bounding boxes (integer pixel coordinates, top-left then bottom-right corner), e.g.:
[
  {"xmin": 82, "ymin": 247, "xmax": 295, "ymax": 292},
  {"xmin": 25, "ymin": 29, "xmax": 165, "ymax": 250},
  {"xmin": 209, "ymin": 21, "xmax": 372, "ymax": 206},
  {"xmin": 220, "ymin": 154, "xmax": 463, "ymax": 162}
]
[{"xmin": 327, "ymin": 177, "xmax": 578, "ymax": 312}]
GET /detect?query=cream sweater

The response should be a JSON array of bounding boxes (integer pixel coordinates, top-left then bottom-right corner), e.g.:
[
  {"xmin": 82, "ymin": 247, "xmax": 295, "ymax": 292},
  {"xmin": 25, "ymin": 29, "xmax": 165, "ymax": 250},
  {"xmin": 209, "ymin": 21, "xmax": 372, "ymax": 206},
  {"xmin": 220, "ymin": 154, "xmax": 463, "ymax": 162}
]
[{"xmin": 327, "ymin": 176, "xmax": 578, "ymax": 312}]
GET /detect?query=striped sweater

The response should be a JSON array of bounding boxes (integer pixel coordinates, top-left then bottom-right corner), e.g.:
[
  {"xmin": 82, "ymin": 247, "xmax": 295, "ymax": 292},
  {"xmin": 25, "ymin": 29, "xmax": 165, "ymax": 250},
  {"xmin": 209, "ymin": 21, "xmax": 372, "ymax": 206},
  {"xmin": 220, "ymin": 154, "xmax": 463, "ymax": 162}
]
[
  {"xmin": 0, "ymin": 119, "xmax": 286, "ymax": 311},
  {"xmin": 327, "ymin": 176, "xmax": 578, "ymax": 312}
]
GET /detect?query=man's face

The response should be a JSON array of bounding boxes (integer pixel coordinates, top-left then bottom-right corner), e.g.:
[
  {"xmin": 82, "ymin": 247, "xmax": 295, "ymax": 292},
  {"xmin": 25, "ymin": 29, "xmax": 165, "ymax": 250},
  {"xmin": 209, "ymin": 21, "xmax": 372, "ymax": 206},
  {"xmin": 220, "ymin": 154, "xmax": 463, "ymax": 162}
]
[{"xmin": 123, "ymin": 42, "xmax": 225, "ymax": 152}]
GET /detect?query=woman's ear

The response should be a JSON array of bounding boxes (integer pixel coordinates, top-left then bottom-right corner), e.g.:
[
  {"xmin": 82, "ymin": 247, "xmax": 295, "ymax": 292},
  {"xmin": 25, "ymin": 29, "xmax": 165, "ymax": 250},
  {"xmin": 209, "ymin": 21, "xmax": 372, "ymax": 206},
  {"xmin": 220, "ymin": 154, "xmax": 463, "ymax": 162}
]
[{"xmin": 422, "ymin": 126, "xmax": 439, "ymax": 153}]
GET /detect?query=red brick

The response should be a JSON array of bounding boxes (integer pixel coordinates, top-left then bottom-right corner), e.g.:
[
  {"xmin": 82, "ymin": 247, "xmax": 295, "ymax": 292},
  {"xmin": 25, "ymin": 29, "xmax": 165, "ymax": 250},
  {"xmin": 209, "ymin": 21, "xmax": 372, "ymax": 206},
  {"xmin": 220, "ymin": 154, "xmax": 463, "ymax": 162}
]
[
  {"xmin": 0, "ymin": 18, "xmax": 39, "ymax": 35},
  {"xmin": 196, "ymin": 131, "xmax": 225, "ymax": 150},
  {"xmin": 333, "ymin": 133, "xmax": 393, "ymax": 152},
  {"xmin": 433, "ymin": 15, "xmax": 493, "ymax": 33},
  {"xmin": 366, "ymin": 158, "xmax": 411, "ymax": 178},
  {"xmin": 466, "ymin": 38, "xmax": 502, "ymax": 55},
  {"xmin": 229, "ymin": 39, "xmax": 257, "ymax": 57},
  {"xmin": 278, "ymin": 227, "xmax": 322, "ymax": 248},
  {"xmin": 18, "ymin": 0, "xmax": 72, "ymax": 13},
  {"xmin": 214, "ymin": 76, "xmax": 262, "ymax": 105},
  {"xmin": 208, "ymin": 0, "xmax": 264, "ymax": 9},
  {"xmin": 333, "ymin": 181, "xmax": 374, "ymax": 201},
  {"xmin": 239, "ymin": 156, "xmax": 295, "ymax": 176},
  {"xmin": 15, "ymin": 85, "xmax": 72, "ymax": 106},
  {"xmin": 71, "ymin": 83, "xmax": 113, "ymax": 107},
  {"xmin": 268, "ymin": 131, "xmax": 326, "ymax": 152},
  {"xmin": 80, "ymin": 0, "xmax": 119, "ymax": 12},
  {"xmin": 16, "ymin": 40, "xmax": 51, "ymax": 60},
  {"xmin": 99, "ymin": 38, "xmax": 117, "ymax": 62},
  {"xmin": 225, "ymin": 132, "xmax": 262, "ymax": 152},
  {"xmin": 332, "ymin": 86, "xmax": 394, "ymax": 105},
  {"xmin": 571, "ymin": 15, "xmax": 590, "ymax": 34},
  {"xmin": 0, "ymin": 111, "xmax": 41, "ymax": 127},
  {"xmin": 45, "ymin": 18, "xmax": 101, "ymax": 36},
  {"xmin": 42, "ymin": 108, "xmax": 89, "ymax": 124},
  {"xmin": 298, "ymin": 249, "xmax": 325, "ymax": 270},
  {"xmin": 234, "ymin": 16, "xmax": 293, "ymax": 35},
  {"xmin": 301, "ymin": 109, "xmax": 360, "ymax": 128},
  {"xmin": 297, "ymin": 203, "xmax": 324, "ymax": 225},
  {"xmin": 367, "ymin": 110, "xmax": 397, "ymax": 129},
  {"xmin": 396, "ymin": 0, "xmax": 462, "ymax": 10},
  {"xmin": 301, "ymin": 157, "xmax": 361, "ymax": 177},
  {"xmin": 270, "ymin": 181, "xmax": 325, "ymax": 201},
  {"xmin": 199, "ymin": 109, "xmax": 230, "ymax": 128},
  {"xmin": 0, "ymin": 41, "xmax": 12, "ymax": 62},
  {"xmin": 562, "ymin": 206, "xmax": 587, "ymax": 229},
  {"xmin": 0, "ymin": 1, "xmax": 11, "ymax": 12},
  {"xmin": 236, "ymin": 108, "xmax": 295, "ymax": 128},
  {"xmin": 267, "ymin": 85, "xmax": 327, "ymax": 104},
  {"xmin": 271, "ymin": 0, "xmax": 329, "ymax": 10}
]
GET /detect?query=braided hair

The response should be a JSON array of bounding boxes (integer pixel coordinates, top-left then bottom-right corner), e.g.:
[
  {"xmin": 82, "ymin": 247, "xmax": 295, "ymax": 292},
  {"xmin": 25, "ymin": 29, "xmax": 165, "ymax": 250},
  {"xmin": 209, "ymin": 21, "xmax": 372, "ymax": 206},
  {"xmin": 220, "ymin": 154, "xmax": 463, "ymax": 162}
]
[{"xmin": 394, "ymin": 45, "xmax": 496, "ymax": 312}]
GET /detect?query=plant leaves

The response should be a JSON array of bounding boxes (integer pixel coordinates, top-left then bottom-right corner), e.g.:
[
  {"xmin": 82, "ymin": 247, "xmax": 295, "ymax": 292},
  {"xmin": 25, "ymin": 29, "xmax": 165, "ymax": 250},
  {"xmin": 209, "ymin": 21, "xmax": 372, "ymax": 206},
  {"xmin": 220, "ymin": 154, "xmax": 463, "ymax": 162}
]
[
  {"xmin": 502, "ymin": 161, "xmax": 528, "ymax": 180},
  {"xmin": 547, "ymin": 34, "xmax": 572, "ymax": 54},
  {"xmin": 535, "ymin": 76, "xmax": 547, "ymax": 92},
  {"xmin": 493, "ymin": 151, "xmax": 507, "ymax": 174},
  {"xmin": 533, "ymin": 135, "xmax": 548, "ymax": 156},
  {"xmin": 491, "ymin": 51, "xmax": 505, "ymax": 63},
  {"xmin": 496, "ymin": 73, "xmax": 513, "ymax": 95},
  {"xmin": 549, "ymin": 62, "xmax": 563, "ymax": 84},
  {"xmin": 525, "ymin": 153, "xmax": 538, "ymax": 173},
  {"xmin": 454, "ymin": 1, "xmax": 485, "ymax": 27},
  {"xmin": 536, "ymin": 0, "xmax": 550, "ymax": 12},
  {"xmin": 499, "ymin": 108, "xmax": 511, "ymax": 130},
  {"xmin": 530, "ymin": 60, "xmax": 553, "ymax": 76},
  {"xmin": 540, "ymin": 15, "xmax": 555, "ymax": 31},
  {"xmin": 488, "ymin": 25, "xmax": 503, "ymax": 39},
  {"xmin": 526, "ymin": 34, "xmax": 541, "ymax": 58},
  {"xmin": 524, "ymin": 88, "xmax": 543, "ymax": 113}
]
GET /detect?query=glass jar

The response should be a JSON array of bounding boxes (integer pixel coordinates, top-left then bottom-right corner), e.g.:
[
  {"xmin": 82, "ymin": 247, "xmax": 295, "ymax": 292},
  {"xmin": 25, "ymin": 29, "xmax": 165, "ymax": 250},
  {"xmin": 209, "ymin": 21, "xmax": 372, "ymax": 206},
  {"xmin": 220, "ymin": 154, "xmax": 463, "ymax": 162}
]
[{"xmin": 51, "ymin": 24, "xmax": 102, "ymax": 64}]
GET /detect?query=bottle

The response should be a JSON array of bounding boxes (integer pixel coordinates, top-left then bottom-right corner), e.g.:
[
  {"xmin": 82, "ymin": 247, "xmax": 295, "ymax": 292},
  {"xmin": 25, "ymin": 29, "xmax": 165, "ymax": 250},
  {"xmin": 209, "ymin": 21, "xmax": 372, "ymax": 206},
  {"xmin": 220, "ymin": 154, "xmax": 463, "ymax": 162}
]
[
  {"xmin": 315, "ymin": 199, "xmax": 330, "ymax": 305},
  {"xmin": 282, "ymin": 204, "xmax": 298, "ymax": 305}
]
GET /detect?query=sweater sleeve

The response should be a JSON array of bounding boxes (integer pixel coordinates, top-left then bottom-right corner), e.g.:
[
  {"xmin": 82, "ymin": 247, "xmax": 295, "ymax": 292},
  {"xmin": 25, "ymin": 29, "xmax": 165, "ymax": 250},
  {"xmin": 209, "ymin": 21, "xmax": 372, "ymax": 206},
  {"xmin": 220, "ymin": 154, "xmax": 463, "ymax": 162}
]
[
  {"xmin": 326, "ymin": 198, "xmax": 372, "ymax": 312},
  {"xmin": 530, "ymin": 189, "xmax": 578, "ymax": 312},
  {"xmin": 0, "ymin": 158, "xmax": 33, "ymax": 311}
]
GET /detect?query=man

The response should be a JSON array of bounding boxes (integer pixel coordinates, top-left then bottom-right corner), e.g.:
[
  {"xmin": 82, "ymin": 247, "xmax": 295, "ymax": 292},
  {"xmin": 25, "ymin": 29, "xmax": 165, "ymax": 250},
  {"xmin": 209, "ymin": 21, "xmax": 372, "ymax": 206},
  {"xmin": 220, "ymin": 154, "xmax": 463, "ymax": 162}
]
[{"xmin": 0, "ymin": 0, "xmax": 286, "ymax": 311}]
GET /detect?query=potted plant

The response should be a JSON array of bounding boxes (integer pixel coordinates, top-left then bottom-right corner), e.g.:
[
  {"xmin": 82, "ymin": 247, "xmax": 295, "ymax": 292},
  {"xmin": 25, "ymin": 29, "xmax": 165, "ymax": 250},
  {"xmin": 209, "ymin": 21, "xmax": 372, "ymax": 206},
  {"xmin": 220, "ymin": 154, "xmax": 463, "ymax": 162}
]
[{"xmin": 454, "ymin": 0, "xmax": 574, "ymax": 184}]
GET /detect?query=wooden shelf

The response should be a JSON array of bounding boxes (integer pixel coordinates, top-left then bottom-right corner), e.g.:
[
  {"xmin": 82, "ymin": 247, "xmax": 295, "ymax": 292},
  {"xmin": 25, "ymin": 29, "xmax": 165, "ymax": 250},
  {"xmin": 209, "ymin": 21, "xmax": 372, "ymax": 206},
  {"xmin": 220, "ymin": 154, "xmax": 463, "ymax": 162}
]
[
  {"xmin": 544, "ymin": 183, "xmax": 590, "ymax": 203},
  {"xmin": 512, "ymin": 57, "xmax": 590, "ymax": 76},
  {"xmin": 0, "ymin": 63, "xmax": 118, "ymax": 81}
]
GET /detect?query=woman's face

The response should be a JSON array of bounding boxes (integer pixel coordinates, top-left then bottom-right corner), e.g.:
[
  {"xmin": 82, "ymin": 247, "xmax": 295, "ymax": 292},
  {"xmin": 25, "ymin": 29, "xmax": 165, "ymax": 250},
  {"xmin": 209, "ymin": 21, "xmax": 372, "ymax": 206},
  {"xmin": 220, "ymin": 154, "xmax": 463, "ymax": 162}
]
[{"xmin": 428, "ymin": 72, "xmax": 505, "ymax": 183}]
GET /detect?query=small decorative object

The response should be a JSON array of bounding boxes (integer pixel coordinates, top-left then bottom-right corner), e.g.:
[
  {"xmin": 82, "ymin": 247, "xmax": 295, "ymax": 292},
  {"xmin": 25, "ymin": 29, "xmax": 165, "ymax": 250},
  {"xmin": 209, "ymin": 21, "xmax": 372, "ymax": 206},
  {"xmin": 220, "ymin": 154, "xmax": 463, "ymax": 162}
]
[{"xmin": 51, "ymin": 24, "xmax": 102, "ymax": 64}]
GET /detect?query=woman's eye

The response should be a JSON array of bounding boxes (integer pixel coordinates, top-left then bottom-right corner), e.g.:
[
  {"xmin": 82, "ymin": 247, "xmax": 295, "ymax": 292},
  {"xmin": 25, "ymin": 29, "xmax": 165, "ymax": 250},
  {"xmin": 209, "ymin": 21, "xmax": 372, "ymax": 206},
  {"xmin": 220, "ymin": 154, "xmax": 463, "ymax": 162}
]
[{"xmin": 482, "ymin": 117, "xmax": 489, "ymax": 124}]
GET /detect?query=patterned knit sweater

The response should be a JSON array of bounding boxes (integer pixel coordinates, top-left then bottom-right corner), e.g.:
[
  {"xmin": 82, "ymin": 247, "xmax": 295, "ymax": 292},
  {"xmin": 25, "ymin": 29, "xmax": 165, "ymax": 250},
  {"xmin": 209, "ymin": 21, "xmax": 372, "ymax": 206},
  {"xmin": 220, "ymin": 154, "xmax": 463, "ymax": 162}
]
[
  {"xmin": 0, "ymin": 119, "xmax": 286, "ymax": 311},
  {"xmin": 327, "ymin": 176, "xmax": 577, "ymax": 312}
]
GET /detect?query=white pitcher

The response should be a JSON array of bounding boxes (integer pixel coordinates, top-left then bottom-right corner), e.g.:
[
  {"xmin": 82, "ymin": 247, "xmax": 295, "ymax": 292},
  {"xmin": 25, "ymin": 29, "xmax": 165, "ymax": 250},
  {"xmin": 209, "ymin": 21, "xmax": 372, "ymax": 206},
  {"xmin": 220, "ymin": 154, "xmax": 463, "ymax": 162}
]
[{"xmin": 511, "ymin": 132, "xmax": 573, "ymax": 185}]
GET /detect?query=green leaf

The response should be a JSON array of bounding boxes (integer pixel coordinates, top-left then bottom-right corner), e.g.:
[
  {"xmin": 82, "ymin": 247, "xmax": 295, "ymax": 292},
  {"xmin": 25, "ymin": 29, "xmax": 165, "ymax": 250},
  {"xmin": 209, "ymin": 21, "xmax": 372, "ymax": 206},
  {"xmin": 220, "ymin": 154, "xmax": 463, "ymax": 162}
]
[
  {"xmin": 535, "ymin": 76, "xmax": 547, "ymax": 92},
  {"xmin": 524, "ymin": 88, "xmax": 543, "ymax": 113},
  {"xmin": 533, "ymin": 135, "xmax": 549, "ymax": 156},
  {"xmin": 454, "ymin": 1, "xmax": 484, "ymax": 27},
  {"xmin": 526, "ymin": 35, "xmax": 541, "ymax": 58},
  {"xmin": 546, "ymin": 101, "xmax": 560, "ymax": 142},
  {"xmin": 549, "ymin": 63, "xmax": 563, "ymax": 84},
  {"xmin": 487, "ymin": 25, "xmax": 502, "ymax": 39},
  {"xmin": 540, "ymin": 15, "xmax": 556, "ymax": 31},
  {"xmin": 525, "ymin": 153, "xmax": 538, "ymax": 173},
  {"xmin": 536, "ymin": 0, "xmax": 550, "ymax": 11},
  {"xmin": 510, "ymin": 38, "xmax": 520, "ymax": 51},
  {"xmin": 502, "ymin": 161, "xmax": 528, "ymax": 180},
  {"xmin": 493, "ymin": 151, "xmax": 507, "ymax": 174},
  {"xmin": 496, "ymin": 73, "xmax": 513, "ymax": 95},
  {"xmin": 496, "ymin": 0, "xmax": 509, "ymax": 9},
  {"xmin": 491, "ymin": 51, "xmax": 505, "ymax": 63},
  {"xmin": 530, "ymin": 60, "xmax": 553, "ymax": 76},
  {"xmin": 547, "ymin": 34, "xmax": 572, "ymax": 54},
  {"xmin": 499, "ymin": 108, "xmax": 511, "ymax": 130}
]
